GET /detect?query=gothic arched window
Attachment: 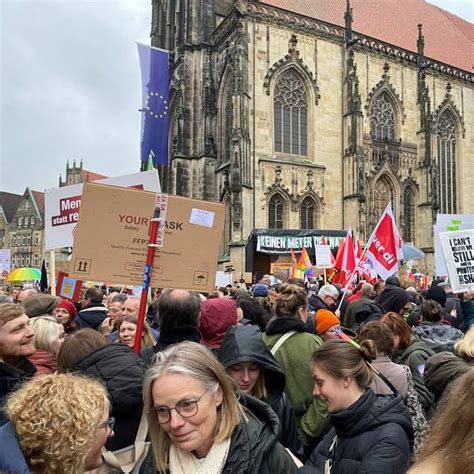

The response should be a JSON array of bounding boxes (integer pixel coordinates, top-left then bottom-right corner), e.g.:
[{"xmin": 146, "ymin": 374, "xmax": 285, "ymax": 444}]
[
  {"xmin": 403, "ymin": 188, "xmax": 415, "ymax": 243},
  {"xmin": 374, "ymin": 175, "xmax": 395, "ymax": 219},
  {"xmin": 268, "ymin": 194, "xmax": 284, "ymax": 229},
  {"xmin": 274, "ymin": 69, "xmax": 307, "ymax": 156},
  {"xmin": 300, "ymin": 196, "xmax": 317, "ymax": 229},
  {"xmin": 219, "ymin": 196, "xmax": 232, "ymax": 257},
  {"xmin": 437, "ymin": 111, "xmax": 457, "ymax": 214},
  {"xmin": 371, "ymin": 92, "xmax": 395, "ymax": 141}
]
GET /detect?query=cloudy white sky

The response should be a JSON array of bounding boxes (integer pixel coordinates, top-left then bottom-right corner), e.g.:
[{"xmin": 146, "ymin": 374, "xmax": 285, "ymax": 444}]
[{"xmin": 1, "ymin": 0, "xmax": 472, "ymax": 195}]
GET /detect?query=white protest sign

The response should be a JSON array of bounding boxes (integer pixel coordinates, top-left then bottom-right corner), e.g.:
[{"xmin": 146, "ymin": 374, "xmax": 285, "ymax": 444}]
[
  {"xmin": 434, "ymin": 214, "xmax": 474, "ymax": 276},
  {"xmin": 439, "ymin": 229, "xmax": 474, "ymax": 293},
  {"xmin": 216, "ymin": 271, "xmax": 232, "ymax": 287},
  {"xmin": 44, "ymin": 170, "xmax": 161, "ymax": 250},
  {"xmin": 315, "ymin": 245, "xmax": 333, "ymax": 267},
  {"xmin": 0, "ymin": 249, "xmax": 11, "ymax": 274}
]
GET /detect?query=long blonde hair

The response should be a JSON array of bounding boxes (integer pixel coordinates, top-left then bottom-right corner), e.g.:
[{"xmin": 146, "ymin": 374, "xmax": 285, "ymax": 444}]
[
  {"xmin": 143, "ymin": 341, "xmax": 246, "ymax": 472},
  {"xmin": 410, "ymin": 369, "xmax": 474, "ymax": 474},
  {"xmin": 454, "ymin": 326, "xmax": 474, "ymax": 360}
]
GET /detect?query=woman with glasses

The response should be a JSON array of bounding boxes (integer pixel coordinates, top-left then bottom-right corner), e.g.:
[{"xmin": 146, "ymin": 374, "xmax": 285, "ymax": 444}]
[
  {"xmin": 0, "ymin": 373, "xmax": 113, "ymax": 472},
  {"xmin": 143, "ymin": 341, "xmax": 298, "ymax": 473},
  {"xmin": 263, "ymin": 283, "xmax": 328, "ymax": 457}
]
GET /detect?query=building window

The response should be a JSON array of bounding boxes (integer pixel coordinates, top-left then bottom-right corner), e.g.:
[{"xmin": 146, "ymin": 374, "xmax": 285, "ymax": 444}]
[
  {"xmin": 25, "ymin": 255, "xmax": 30, "ymax": 266},
  {"xmin": 22, "ymin": 235, "xmax": 26, "ymax": 246},
  {"xmin": 219, "ymin": 71, "xmax": 234, "ymax": 165},
  {"xmin": 274, "ymin": 69, "xmax": 308, "ymax": 156},
  {"xmin": 35, "ymin": 233, "xmax": 40, "ymax": 245},
  {"xmin": 27, "ymin": 234, "xmax": 31, "ymax": 246},
  {"xmin": 403, "ymin": 188, "xmax": 415, "ymax": 243},
  {"xmin": 373, "ymin": 175, "xmax": 396, "ymax": 222},
  {"xmin": 219, "ymin": 197, "xmax": 232, "ymax": 258},
  {"xmin": 437, "ymin": 111, "xmax": 457, "ymax": 214},
  {"xmin": 300, "ymin": 196, "xmax": 317, "ymax": 229},
  {"xmin": 371, "ymin": 92, "xmax": 395, "ymax": 141},
  {"xmin": 30, "ymin": 216, "xmax": 35, "ymax": 226},
  {"xmin": 18, "ymin": 216, "xmax": 23, "ymax": 227},
  {"xmin": 268, "ymin": 194, "xmax": 284, "ymax": 229},
  {"xmin": 0, "ymin": 229, "xmax": 4, "ymax": 247}
]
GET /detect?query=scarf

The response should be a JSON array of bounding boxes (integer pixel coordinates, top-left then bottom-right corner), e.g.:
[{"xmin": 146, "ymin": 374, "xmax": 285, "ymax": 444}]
[{"xmin": 169, "ymin": 437, "xmax": 231, "ymax": 474}]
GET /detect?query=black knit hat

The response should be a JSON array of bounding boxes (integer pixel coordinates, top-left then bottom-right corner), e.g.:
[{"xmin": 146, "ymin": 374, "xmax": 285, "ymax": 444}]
[
  {"xmin": 425, "ymin": 285, "xmax": 447, "ymax": 307},
  {"xmin": 377, "ymin": 285, "xmax": 411, "ymax": 313}
]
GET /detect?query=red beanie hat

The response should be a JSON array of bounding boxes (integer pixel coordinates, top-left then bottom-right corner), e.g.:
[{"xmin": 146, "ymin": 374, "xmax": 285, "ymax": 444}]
[
  {"xmin": 315, "ymin": 309, "xmax": 340, "ymax": 335},
  {"xmin": 57, "ymin": 299, "xmax": 78, "ymax": 320}
]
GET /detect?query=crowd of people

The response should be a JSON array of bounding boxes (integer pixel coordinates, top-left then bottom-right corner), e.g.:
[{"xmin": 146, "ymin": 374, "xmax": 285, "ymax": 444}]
[{"xmin": 0, "ymin": 272, "xmax": 472, "ymax": 473}]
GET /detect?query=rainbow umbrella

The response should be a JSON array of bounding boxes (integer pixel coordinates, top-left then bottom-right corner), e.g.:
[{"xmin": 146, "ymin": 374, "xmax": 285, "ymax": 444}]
[{"xmin": 7, "ymin": 267, "xmax": 42, "ymax": 282}]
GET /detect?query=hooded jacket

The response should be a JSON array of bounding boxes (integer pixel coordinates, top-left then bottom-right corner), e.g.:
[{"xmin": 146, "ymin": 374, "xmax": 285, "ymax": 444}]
[
  {"xmin": 263, "ymin": 316, "xmax": 328, "ymax": 448},
  {"xmin": 72, "ymin": 344, "xmax": 146, "ymax": 450},
  {"xmin": 413, "ymin": 321, "xmax": 463, "ymax": 353},
  {"xmin": 218, "ymin": 325, "xmax": 304, "ymax": 459},
  {"xmin": 222, "ymin": 394, "xmax": 299, "ymax": 473},
  {"xmin": 300, "ymin": 390, "xmax": 413, "ymax": 474},
  {"xmin": 198, "ymin": 298, "xmax": 237, "ymax": 349},
  {"xmin": 424, "ymin": 351, "xmax": 472, "ymax": 403},
  {"xmin": 0, "ymin": 359, "xmax": 36, "ymax": 427},
  {"xmin": 392, "ymin": 338, "xmax": 434, "ymax": 412}
]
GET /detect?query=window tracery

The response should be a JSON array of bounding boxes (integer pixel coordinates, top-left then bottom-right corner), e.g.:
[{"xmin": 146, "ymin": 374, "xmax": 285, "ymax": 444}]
[
  {"xmin": 274, "ymin": 69, "xmax": 308, "ymax": 156},
  {"xmin": 436, "ymin": 111, "xmax": 457, "ymax": 214},
  {"xmin": 371, "ymin": 92, "xmax": 395, "ymax": 141},
  {"xmin": 268, "ymin": 194, "xmax": 284, "ymax": 229}
]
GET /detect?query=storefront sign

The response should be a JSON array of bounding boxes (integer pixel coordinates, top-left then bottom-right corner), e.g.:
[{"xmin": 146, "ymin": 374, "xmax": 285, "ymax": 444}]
[{"xmin": 256, "ymin": 232, "xmax": 344, "ymax": 254}]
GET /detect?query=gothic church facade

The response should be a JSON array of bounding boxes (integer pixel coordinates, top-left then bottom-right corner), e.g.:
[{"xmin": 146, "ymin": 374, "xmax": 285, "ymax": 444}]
[{"xmin": 150, "ymin": 0, "xmax": 473, "ymax": 273}]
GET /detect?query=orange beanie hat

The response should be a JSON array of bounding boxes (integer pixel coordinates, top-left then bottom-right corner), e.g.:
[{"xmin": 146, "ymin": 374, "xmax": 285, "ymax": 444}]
[{"xmin": 315, "ymin": 309, "xmax": 340, "ymax": 335}]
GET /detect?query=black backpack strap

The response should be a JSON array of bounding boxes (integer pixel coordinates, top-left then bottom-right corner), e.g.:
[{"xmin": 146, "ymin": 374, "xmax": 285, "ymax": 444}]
[{"xmin": 374, "ymin": 369, "xmax": 399, "ymax": 395}]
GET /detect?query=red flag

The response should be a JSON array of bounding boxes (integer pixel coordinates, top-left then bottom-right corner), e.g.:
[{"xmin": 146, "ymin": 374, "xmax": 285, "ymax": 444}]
[
  {"xmin": 332, "ymin": 230, "xmax": 356, "ymax": 286},
  {"xmin": 365, "ymin": 203, "xmax": 403, "ymax": 280},
  {"xmin": 329, "ymin": 238, "xmax": 345, "ymax": 283}
]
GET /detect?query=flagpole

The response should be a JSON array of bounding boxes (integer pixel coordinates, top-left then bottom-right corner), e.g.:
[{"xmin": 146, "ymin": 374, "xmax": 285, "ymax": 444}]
[
  {"xmin": 336, "ymin": 202, "xmax": 392, "ymax": 311},
  {"xmin": 50, "ymin": 250, "xmax": 56, "ymax": 296}
]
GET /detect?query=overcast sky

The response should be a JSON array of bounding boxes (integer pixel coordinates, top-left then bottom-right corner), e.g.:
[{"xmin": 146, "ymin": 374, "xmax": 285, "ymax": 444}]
[{"xmin": 1, "ymin": 0, "xmax": 472, "ymax": 195}]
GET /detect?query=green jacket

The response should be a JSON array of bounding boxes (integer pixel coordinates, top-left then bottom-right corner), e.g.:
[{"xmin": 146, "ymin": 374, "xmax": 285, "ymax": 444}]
[
  {"xmin": 263, "ymin": 328, "xmax": 328, "ymax": 446},
  {"xmin": 393, "ymin": 337, "xmax": 434, "ymax": 413}
]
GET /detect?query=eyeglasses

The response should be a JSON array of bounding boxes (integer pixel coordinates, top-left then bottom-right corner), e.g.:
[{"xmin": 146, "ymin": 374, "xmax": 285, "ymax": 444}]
[
  {"xmin": 150, "ymin": 389, "xmax": 208, "ymax": 424},
  {"xmin": 98, "ymin": 416, "xmax": 115, "ymax": 436}
]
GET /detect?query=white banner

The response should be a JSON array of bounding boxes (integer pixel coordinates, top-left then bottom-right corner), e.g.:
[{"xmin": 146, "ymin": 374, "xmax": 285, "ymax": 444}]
[
  {"xmin": 434, "ymin": 214, "xmax": 474, "ymax": 276},
  {"xmin": 314, "ymin": 245, "xmax": 333, "ymax": 267},
  {"xmin": 439, "ymin": 229, "xmax": 474, "ymax": 293},
  {"xmin": 44, "ymin": 170, "xmax": 161, "ymax": 250}
]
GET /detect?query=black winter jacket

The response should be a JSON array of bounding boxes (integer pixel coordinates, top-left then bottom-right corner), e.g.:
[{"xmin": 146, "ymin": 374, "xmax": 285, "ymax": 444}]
[
  {"xmin": 224, "ymin": 394, "xmax": 298, "ymax": 473},
  {"xmin": 0, "ymin": 359, "xmax": 36, "ymax": 426},
  {"xmin": 218, "ymin": 325, "xmax": 304, "ymax": 460},
  {"xmin": 72, "ymin": 344, "xmax": 146, "ymax": 450},
  {"xmin": 74, "ymin": 304, "xmax": 108, "ymax": 330},
  {"xmin": 300, "ymin": 390, "xmax": 412, "ymax": 474}
]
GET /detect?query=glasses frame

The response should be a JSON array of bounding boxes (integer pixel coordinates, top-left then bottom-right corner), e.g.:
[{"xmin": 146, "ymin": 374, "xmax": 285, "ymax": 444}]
[
  {"xmin": 150, "ymin": 389, "xmax": 209, "ymax": 424},
  {"xmin": 98, "ymin": 416, "xmax": 115, "ymax": 436}
]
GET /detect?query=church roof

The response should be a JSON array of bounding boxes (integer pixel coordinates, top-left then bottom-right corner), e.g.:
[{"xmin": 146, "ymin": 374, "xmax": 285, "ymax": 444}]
[
  {"xmin": 0, "ymin": 192, "xmax": 22, "ymax": 223},
  {"xmin": 80, "ymin": 169, "xmax": 107, "ymax": 182},
  {"xmin": 258, "ymin": 0, "xmax": 473, "ymax": 72}
]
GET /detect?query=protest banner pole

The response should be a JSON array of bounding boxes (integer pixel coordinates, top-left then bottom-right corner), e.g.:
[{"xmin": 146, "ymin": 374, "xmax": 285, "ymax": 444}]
[
  {"xmin": 133, "ymin": 206, "xmax": 161, "ymax": 354},
  {"xmin": 50, "ymin": 250, "xmax": 56, "ymax": 296},
  {"xmin": 324, "ymin": 267, "xmax": 327, "ymax": 285}
]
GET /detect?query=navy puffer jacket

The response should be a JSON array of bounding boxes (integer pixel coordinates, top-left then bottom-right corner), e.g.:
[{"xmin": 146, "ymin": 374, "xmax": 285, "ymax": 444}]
[{"xmin": 300, "ymin": 389, "xmax": 412, "ymax": 474}]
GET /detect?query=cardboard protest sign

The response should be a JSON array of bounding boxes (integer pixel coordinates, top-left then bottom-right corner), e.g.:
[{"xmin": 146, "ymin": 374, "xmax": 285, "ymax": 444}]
[
  {"xmin": 45, "ymin": 170, "xmax": 161, "ymax": 250},
  {"xmin": 69, "ymin": 182, "xmax": 224, "ymax": 292},
  {"xmin": 315, "ymin": 245, "xmax": 333, "ymax": 267},
  {"xmin": 434, "ymin": 214, "xmax": 474, "ymax": 276},
  {"xmin": 56, "ymin": 271, "xmax": 83, "ymax": 302},
  {"xmin": 439, "ymin": 229, "xmax": 474, "ymax": 293}
]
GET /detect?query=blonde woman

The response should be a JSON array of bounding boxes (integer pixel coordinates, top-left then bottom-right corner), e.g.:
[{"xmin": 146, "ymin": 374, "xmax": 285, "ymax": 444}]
[
  {"xmin": 143, "ymin": 341, "xmax": 298, "ymax": 473},
  {"xmin": 28, "ymin": 315, "xmax": 65, "ymax": 377},
  {"xmin": 0, "ymin": 373, "xmax": 113, "ymax": 473},
  {"xmin": 409, "ymin": 369, "xmax": 474, "ymax": 474}
]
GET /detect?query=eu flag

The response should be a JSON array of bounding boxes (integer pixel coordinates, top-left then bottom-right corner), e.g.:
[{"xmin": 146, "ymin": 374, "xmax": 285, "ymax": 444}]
[{"xmin": 137, "ymin": 43, "xmax": 170, "ymax": 166}]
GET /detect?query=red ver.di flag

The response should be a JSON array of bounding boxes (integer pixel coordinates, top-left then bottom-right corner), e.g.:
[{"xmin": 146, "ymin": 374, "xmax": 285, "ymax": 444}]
[{"xmin": 365, "ymin": 203, "xmax": 403, "ymax": 280}]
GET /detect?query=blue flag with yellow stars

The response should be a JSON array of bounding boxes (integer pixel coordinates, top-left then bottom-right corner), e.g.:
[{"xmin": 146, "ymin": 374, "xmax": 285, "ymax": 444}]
[{"xmin": 137, "ymin": 43, "xmax": 170, "ymax": 166}]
